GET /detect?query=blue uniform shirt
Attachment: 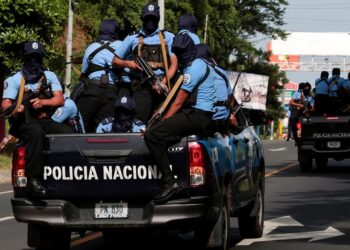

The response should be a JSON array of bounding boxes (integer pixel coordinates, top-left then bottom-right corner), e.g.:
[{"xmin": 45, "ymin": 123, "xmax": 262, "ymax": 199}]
[
  {"xmin": 96, "ymin": 119, "xmax": 145, "ymax": 133},
  {"xmin": 293, "ymin": 91, "xmax": 315, "ymax": 107},
  {"xmin": 315, "ymin": 78, "xmax": 329, "ymax": 95},
  {"xmin": 181, "ymin": 59, "xmax": 217, "ymax": 112},
  {"xmin": 179, "ymin": 29, "xmax": 200, "ymax": 45},
  {"xmin": 328, "ymin": 76, "xmax": 344, "ymax": 97},
  {"xmin": 81, "ymin": 40, "xmax": 122, "ymax": 84},
  {"xmin": 115, "ymin": 28, "xmax": 175, "ymax": 76},
  {"xmin": 342, "ymin": 79, "xmax": 350, "ymax": 92},
  {"xmin": 51, "ymin": 95, "xmax": 85, "ymax": 133},
  {"xmin": 3, "ymin": 71, "xmax": 62, "ymax": 100},
  {"xmin": 212, "ymin": 66, "xmax": 232, "ymax": 120}
]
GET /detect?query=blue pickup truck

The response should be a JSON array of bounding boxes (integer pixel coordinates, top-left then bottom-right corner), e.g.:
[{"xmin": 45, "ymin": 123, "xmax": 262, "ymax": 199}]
[{"xmin": 11, "ymin": 108, "xmax": 265, "ymax": 250}]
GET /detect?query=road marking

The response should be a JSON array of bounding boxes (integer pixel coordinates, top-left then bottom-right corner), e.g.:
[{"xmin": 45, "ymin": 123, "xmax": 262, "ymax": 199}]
[
  {"xmin": 265, "ymin": 162, "xmax": 299, "ymax": 177},
  {"xmin": 0, "ymin": 216, "xmax": 14, "ymax": 222},
  {"xmin": 0, "ymin": 190, "xmax": 13, "ymax": 195},
  {"xmin": 237, "ymin": 215, "xmax": 345, "ymax": 246},
  {"xmin": 268, "ymin": 147, "xmax": 287, "ymax": 152},
  {"xmin": 70, "ymin": 232, "xmax": 102, "ymax": 247}
]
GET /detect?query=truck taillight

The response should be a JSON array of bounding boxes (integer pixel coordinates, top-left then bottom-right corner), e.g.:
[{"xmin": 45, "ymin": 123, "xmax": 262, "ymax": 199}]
[
  {"xmin": 12, "ymin": 147, "xmax": 27, "ymax": 187},
  {"xmin": 188, "ymin": 142, "xmax": 206, "ymax": 187},
  {"xmin": 296, "ymin": 121, "xmax": 302, "ymax": 138}
]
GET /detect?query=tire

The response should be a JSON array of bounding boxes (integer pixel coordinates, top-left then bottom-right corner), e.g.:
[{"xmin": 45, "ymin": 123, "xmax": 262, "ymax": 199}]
[
  {"xmin": 298, "ymin": 150, "xmax": 313, "ymax": 172},
  {"xmin": 238, "ymin": 183, "xmax": 264, "ymax": 238},
  {"xmin": 27, "ymin": 224, "xmax": 70, "ymax": 250},
  {"xmin": 315, "ymin": 156, "xmax": 328, "ymax": 170},
  {"xmin": 194, "ymin": 183, "xmax": 231, "ymax": 250}
]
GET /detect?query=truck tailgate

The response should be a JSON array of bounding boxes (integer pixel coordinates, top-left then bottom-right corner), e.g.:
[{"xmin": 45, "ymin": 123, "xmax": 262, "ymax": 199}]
[
  {"xmin": 41, "ymin": 134, "xmax": 189, "ymax": 199},
  {"xmin": 302, "ymin": 116, "xmax": 350, "ymax": 139}
]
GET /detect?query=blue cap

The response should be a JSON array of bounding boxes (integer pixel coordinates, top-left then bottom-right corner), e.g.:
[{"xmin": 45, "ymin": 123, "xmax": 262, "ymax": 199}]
[
  {"xmin": 141, "ymin": 3, "xmax": 160, "ymax": 19},
  {"xmin": 24, "ymin": 41, "xmax": 44, "ymax": 57},
  {"xmin": 179, "ymin": 14, "xmax": 198, "ymax": 33},
  {"xmin": 114, "ymin": 95, "xmax": 135, "ymax": 111},
  {"xmin": 98, "ymin": 19, "xmax": 118, "ymax": 42}
]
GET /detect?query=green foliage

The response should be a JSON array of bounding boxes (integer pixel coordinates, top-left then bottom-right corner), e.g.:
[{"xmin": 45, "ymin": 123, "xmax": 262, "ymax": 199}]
[{"xmin": 0, "ymin": 0, "xmax": 68, "ymax": 80}]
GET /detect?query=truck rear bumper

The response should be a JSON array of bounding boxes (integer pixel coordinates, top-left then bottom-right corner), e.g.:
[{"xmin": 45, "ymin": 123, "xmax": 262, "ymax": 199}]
[
  {"xmin": 299, "ymin": 142, "xmax": 350, "ymax": 158},
  {"xmin": 11, "ymin": 196, "xmax": 215, "ymax": 229}
]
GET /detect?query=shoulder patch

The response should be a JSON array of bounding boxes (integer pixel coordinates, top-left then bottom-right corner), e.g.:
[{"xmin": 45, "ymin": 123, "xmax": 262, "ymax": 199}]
[
  {"xmin": 183, "ymin": 74, "xmax": 191, "ymax": 85},
  {"xmin": 133, "ymin": 119, "xmax": 145, "ymax": 126},
  {"xmin": 101, "ymin": 117, "xmax": 114, "ymax": 125},
  {"xmin": 3, "ymin": 81, "xmax": 8, "ymax": 89},
  {"xmin": 54, "ymin": 108, "xmax": 63, "ymax": 118}
]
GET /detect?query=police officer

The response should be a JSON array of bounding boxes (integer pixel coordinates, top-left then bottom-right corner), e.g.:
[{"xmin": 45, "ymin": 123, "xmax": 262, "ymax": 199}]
[
  {"xmin": 112, "ymin": 3, "xmax": 178, "ymax": 124},
  {"xmin": 315, "ymin": 71, "xmax": 329, "ymax": 115},
  {"xmin": 328, "ymin": 68, "xmax": 344, "ymax": 114},
  {"xmin": 1, "ymin": 41, "xmax": 72, "ymax": 196},
  {"xmin": 289, "ymin": 82, "xmax": 314, "ymax": 140},
  {"xmin": 78, "ymin": 19, "xmax": 121, "ymax": 132},
  {"xmin": 196, "ymin": 43, "xmax": 233, "ymax": 133},
  {"xmin": 51, "ymin": 84, "xmax": 85, "ymax": 133},
  {"xmin": 96, "ymin": 94, "xmax": 145, "ymax": 133},
  {"xmin": 178, "ymin": 14, "xmax": 200, "ymax": 45},
  {"xmin": 144, "ymin": 33, "xmax": 216, "ymax": 203}
]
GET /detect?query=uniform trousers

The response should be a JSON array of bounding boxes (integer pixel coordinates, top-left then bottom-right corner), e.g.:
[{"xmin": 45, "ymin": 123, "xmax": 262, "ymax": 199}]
[
  {"xmin": 133, "ymin": 88, "xmax": 163, "ymax": 125},
  {"xmin": 144, "ymin": 108, "xmax": 212, "ymax": 184},
  {"xmin": 315, "ymin": 94, "xmax": 329, "ymax": 115},
  {"xmin": 10, "ymin": 118, "xmax": 73, "ymax": 178},
  {"xmin": 77, "ymin": 83, "xmax": 117, "ymax": 132}
]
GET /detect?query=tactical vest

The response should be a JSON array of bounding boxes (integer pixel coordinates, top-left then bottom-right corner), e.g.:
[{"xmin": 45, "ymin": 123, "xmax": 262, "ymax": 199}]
[
  {"xmin": 132, "ymin": 31, "xmax": 169, "ymax": 70},
  {"xmin": 83, "ymin": 42, "xmax": 116, "ymax": 78}
]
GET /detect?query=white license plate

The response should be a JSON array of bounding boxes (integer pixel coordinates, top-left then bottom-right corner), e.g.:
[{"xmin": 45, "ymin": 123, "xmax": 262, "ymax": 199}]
[
  {"xmin": 327, "ymin": 141, "xmax": 341, "ymax": 149},
  {"xmin": 94, "ymin": 203, "xmax": 128, "ymax": 219}
]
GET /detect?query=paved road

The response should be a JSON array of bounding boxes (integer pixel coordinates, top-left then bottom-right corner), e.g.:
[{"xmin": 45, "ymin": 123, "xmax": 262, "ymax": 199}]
[{"xmin": 1, "ymin": 140, "xmax": 350, "ymax": 249}]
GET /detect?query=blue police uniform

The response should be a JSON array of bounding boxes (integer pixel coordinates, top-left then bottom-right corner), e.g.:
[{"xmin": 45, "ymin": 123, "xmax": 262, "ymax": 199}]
[
  {"xmin": 81, "ymin": 40, "xmax": 121, "ymax": 84},
  {"xmin": 179, "ymin": 29, "xmax": 200, "ymax": 44},
  {"xmin": 292, "ymin": 91, "xmax": 315, "ymax": 107},
  {"xmin": 51, "ymin": 95, "xmax": 85, "ymax": 133},
  {"xmin": 181, "ymin": 58, "xmax": 217, "ymax": 112},
  {"xmin": 3, "ymin": 71, "xmax": 62, "ymax": 100},
  {"xmin": 328, "ymin": 76, "xmax": 344, "ymax": 98},
  {"xmin": 212, "ymin": 66, "xmax": 232, "ymax": 121},
  {"xmin": 96, "ymin": 118, "xmax": 145, "ymax": 133},
  {"xmin": 315, "ymin": 78, "xmax": 329, "ymax": 95},
  {"xmin": 342, "ymin": 79, "xmax": 350, "ymax": 91}
]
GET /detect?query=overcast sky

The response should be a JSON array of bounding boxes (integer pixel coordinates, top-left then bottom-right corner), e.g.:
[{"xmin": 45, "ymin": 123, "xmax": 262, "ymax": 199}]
[{"xmin": 256, "ymin": 0, "xmax": 350, "ymax": 84}]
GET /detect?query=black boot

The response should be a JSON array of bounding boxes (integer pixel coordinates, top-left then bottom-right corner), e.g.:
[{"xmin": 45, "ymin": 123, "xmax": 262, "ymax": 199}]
[
  {"xmin": 27, "ymin": 178, "xmax": 47, "ymax": 197},
  {"xmin": 154, "ymin": 179, "xmax": 184, "ymax": 204}
]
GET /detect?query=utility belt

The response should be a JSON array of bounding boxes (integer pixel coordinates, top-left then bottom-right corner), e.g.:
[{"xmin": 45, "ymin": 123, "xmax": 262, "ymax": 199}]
[
  {"xmin": 215, "ymin": 100, "xmax": 228, "ymax": 107},
  {"xmin": 183, "ymin": 107, "xmax": 213, "ymax": 119},
  {"xmin": 85, "ymin": 77, "xmax": 117, "ymax": 89}
]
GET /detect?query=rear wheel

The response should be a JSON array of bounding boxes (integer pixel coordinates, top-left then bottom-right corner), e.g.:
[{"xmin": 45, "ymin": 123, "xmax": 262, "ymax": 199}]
[
  {"xmin": 194, "ymin": 183, "xmax": 231, "ymax": 250},
  {"xmin": 238, "ymin": 182, "xmax": 264, "ymax": 238},
  {"xmin": 298, "ymin": 150, "xmax": 313, "ymax": 172},
  {"xmin": 315, "ymin": 156, "xmax": 328, "ymax": 170},
  {"xmin": 28, "ymin": 224, "xmax": 70, "ymax": 250}
]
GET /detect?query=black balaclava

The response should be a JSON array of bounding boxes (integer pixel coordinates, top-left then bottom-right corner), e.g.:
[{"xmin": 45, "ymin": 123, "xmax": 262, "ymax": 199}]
[
  {"xmin": 112, "ymin": 107, "xmax": 133, "ymax": 133},
  {"xmin": 348, "ymin": 72, "xmax": 350, "ymax": 80},
  {"xmin": 196, "ymin": 44, "xmax": 212, "ymax": 62},
  {"xmin": 320, "ymin": 71, "xmax": 329, "ymax": 80},
  {"xmin": 178, "ymin": 14, "xmax": 198, "ymax": 33},
  {"xmin": 303, "ymin": 82, "xmax": 311, "ymax": 96},
  {"xmin": 171, "ymin": 33, "xmax": 197, "ymax": 68},
  {"xmin": 141, "ymin": 3, "xmax": 160, "ymax": 35},
  {"xmin": 22, "ymin": 54, "xmax": 45, "ymax": 82},
  {"xmin": 97, "ymin": 19, "xmax": 118, "ymax": 42},
  {"xmin": 332, "ymin": 68, "xmax": 340, "ymax": 77},
  {"xmin": 298, "ymin": 82, "xmax": 305, "ymax": 91}
]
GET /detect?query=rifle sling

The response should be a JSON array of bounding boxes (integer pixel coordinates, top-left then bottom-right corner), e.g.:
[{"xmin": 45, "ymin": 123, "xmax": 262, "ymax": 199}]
[
  {"xmin": 10, "ymin": 76, "xmax": 25, "ymax": 116},
  {"xmin": 159, "ymin": 31, "xmax": 170, "ymax": 90}
]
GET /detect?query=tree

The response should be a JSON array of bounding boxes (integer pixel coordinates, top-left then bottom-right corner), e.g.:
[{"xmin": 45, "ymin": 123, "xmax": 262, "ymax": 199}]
[{"xmin": 0, "ymin": 0, "xmax": 68, "ymax": 83}]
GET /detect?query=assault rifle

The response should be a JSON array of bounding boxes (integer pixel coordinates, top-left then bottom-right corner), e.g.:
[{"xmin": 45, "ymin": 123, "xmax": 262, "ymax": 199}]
[
  {"xmin": 0, "ymin": 84, "xmax": 50, "ymax": 119},
  {"xmin": 135, "ymin": 56, "xmax": 169, "ymax": 96}
]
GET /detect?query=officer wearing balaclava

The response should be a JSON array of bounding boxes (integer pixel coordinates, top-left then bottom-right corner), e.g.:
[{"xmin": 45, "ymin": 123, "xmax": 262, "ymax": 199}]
[
  {"xmin": 112, "ymin": 3, "xmax": 179, "ymax": 125},
  {"xmin": 178, "ymin": 14, "xmax": 201, "ymax": 45},
  {"xmin": 144, "ymin": 33, "xmax": 216, "ymax": 204},
  {"xmin": 77, "ymin": 19, "xmax": 121, "ymax": 132},
  {"xmin": 2, "ymin": 41, "xmax": 73, "ymax": 197}
]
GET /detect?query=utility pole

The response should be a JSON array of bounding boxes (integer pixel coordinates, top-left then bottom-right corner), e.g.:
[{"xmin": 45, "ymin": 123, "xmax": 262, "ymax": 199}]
[
  {"xmin": 158, "ymin": 0, "xmax": 164, "ymax": 30},
  {"xmin": 64, "ymin": 0, "xmax": 74, "ymax": 94},
  {"xmin": 204, "ymin": 14, "xmax": 209, "ymax": 44}
]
